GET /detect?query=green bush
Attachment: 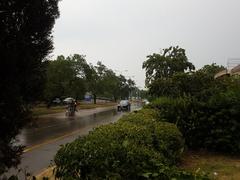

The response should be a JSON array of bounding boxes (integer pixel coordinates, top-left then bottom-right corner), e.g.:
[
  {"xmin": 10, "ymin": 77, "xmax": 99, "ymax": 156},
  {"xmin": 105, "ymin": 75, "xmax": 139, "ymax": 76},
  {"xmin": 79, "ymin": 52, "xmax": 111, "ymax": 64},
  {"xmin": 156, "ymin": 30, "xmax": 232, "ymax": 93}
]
[
  {"xmin": 118, "ymin": 110, "xmax": 184, "ymax": 164},
  {"xmin": 148, "ymin": 86, "xmax": 240, "ymax": 153},
  {"xmin": 54, "ymin": 109, "xmax": 206, "ymax": 179},
  {"xmin": 55, "ymin": 124, "xmax": 164, "ymax": 179}
]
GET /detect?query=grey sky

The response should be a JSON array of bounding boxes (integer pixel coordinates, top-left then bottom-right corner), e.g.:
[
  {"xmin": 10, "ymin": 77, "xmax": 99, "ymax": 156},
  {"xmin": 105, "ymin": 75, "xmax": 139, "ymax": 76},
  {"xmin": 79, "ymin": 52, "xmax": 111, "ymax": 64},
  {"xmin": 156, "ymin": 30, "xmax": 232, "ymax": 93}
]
[{"xmin": 52, "ymin": 0, "xmax": 240, "ymax": 88}]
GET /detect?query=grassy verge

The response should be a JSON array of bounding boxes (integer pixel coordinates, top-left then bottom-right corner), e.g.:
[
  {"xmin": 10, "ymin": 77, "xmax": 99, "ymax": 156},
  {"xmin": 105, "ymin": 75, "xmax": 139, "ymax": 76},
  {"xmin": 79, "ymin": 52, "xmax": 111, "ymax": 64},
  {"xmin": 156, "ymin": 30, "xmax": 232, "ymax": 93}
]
[
  {"xmin": 32, "ymin": 102, "xmax": 117, "ymax": 116},
  {"xmin": 181, "ymin": 150, "xmax": 240, "ymax": 180}
]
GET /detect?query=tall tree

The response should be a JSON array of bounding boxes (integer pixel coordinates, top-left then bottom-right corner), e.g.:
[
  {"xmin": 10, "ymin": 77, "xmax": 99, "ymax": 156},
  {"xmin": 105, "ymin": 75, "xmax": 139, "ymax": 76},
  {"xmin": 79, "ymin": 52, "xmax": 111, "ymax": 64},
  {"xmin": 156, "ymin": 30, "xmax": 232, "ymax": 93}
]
[
  {"xmin": 101, "ymin": 69, "xmax": 120, "ymax": 101},
  {"xmin": 0, "ymin": 0, "xmax": 59, "ymax": 174},
  {"xmin": 142, "ymin": 46, "xmax": 195, "ymax": 86},
  {"xmin": 67, "ymin": 54, "xmax": 89, "ymax": 100},
  {"xmin": 44, "ymin": 54, "xmax": 89, "ymax": 103},
  {"xmin": 148, "ymin": 63, "xmax": 226, "ymax": 99},
  {"xmin": 44, "ymin": 56, "xmax": 76, "ymax": 102},
  {"xmin": 88, "ymin": 61, "xmax": 113, "ymax": 104},
  {"xmin": 118, "ymin": 75, "xmax": 130, "ymax": 100},
  {"xmin": 84, "ymin": 62, "xmax": 102, "ymax": 104}
]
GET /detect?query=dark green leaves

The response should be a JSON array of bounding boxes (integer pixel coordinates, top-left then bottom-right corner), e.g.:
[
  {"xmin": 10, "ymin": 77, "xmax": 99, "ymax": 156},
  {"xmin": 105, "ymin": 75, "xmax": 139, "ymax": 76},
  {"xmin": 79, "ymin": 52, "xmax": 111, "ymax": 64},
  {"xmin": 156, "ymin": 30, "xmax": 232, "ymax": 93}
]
[{"xmin": 143, "ymin": 46, "xmax": 195, "ymax": 87}]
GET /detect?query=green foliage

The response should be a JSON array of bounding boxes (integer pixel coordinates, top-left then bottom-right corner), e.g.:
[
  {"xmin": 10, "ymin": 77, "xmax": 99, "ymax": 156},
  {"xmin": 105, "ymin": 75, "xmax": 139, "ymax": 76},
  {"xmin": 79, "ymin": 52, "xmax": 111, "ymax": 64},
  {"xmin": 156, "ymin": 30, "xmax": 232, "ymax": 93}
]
[
  {"xmin": 44, "ymin": 56, "xmax": 136, "ymax": 104},
  {"xmin": 142, "ymin": 46, "xmax": 195, "ymax": 87},
  {"xmin": 198, "ymin": 63, "xmax": 225, "ymax": 76},
  {"xmin": 148, "ymin": 69, "xmax": 225, "ymax": 99},
  {"xmin": 44, "ymin": 55, "xmax": 87, "ymax": 102},
  {"xmin": 54, "ymin": 109, "xmax": 208, "ymax": 179},
  {"xmin": 148, "ymin": 78, "xmax": 240, "ymax": 153},
  {"xmin": 0, "ymin": 0, "xmax": 59, "ymax": 174},
  {"xmin": 144, "ymin": 55, "xmax": 225, "ymax": 99},
  {"xmin": 143, "ymin": 47, "xmax": 240, "ymax": 154}
]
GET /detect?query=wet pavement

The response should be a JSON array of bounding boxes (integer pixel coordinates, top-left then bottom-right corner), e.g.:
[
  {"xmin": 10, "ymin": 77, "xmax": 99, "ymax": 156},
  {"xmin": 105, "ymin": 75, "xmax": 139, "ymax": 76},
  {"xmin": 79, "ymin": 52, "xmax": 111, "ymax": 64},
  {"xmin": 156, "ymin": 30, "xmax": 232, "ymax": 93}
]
[
  {"xmin": 16, "ymin": 106, "xmax": 122, "ymax": 147},
  {"xmin": 4, "ymin": 104, "xmax": 141, "ymax": 179}
]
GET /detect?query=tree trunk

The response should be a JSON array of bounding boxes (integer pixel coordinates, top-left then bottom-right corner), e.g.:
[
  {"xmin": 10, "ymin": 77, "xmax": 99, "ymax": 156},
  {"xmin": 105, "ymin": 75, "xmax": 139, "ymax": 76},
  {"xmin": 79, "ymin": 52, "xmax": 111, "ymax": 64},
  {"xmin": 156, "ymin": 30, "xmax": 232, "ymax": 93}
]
[{"xmin": 93, "ymin": 94, "xmax": 96, "ymax": 104}]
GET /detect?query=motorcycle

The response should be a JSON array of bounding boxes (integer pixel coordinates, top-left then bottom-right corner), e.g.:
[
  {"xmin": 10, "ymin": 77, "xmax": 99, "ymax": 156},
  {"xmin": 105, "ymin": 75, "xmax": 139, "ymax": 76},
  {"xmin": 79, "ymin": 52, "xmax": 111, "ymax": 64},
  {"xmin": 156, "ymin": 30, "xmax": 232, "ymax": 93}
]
[
  {"xmin": 65, "ymin": 100, "xmax": 78, "ymax": 117},
  {"xmin": 65, "ymin": 105, "xmax": 75, "ymax": 116}
]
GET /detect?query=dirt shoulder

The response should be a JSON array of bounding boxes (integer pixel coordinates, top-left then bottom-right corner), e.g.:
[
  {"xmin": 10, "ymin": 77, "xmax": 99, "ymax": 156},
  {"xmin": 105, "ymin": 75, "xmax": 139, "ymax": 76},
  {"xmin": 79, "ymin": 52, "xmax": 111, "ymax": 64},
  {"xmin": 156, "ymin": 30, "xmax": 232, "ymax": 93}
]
[{"xmin": 180, "ymin": 150, "xmax": 240, "ymax": 180}]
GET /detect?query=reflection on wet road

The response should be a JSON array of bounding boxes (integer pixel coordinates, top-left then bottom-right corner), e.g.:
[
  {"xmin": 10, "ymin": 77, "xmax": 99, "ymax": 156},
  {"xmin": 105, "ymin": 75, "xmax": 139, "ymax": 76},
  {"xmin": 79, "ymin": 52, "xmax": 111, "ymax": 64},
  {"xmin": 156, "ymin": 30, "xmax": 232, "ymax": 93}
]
[
  {"xmin": 6, "ymin": 104, "xmax": 141, "ymax": 179},
  {"xmin": 17, "ymin": 108, "xmax": 121, "ymax": 147}
]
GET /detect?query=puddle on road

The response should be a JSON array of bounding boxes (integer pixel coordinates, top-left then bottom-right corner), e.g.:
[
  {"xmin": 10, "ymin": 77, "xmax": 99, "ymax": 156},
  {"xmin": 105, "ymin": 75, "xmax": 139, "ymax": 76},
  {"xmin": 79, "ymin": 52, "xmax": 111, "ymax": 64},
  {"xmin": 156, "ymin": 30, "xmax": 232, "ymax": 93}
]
[{"xmin": 15, "ymin": 106, "xmax": 140, "ymax": 147}]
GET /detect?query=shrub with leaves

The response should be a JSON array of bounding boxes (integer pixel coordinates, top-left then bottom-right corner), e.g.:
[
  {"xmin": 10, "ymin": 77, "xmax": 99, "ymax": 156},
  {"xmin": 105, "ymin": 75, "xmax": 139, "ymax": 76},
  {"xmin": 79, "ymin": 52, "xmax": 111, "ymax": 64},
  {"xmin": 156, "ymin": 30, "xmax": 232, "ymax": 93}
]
[
  {"xmin": 54, "ymin": 109, "xmax": 208, "ymax": 179},
  {"xmin": 147, "ymin": 80, "xmax": 240, "ymax": 153}
]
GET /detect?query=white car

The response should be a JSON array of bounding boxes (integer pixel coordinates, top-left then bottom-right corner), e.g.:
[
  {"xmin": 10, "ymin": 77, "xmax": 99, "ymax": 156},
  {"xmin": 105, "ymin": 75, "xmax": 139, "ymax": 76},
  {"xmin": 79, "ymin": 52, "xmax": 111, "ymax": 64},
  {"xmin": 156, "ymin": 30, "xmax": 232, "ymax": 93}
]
[
  {"xmin": 142, "ymin": 99, "xmax": 150, "ymax": 105},
  {"xmin": 52, "ymin": 98, "xmax": 61, "ymax": 104},
  {"xmin": 117, "ymin": 100, "xmax": 131, "ymax": 111}
]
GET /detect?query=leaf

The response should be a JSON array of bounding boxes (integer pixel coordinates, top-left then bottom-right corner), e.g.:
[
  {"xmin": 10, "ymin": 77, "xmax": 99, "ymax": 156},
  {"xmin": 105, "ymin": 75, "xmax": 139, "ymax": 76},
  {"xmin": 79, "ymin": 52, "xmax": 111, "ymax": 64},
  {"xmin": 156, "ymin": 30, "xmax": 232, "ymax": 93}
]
[
  {"xmin": 122, "ymin": 140, "xmax": 129, "ymax": 147},
  {"xmin": 142, "ymin": 172, "xmax": 152, "ymax": 178}
]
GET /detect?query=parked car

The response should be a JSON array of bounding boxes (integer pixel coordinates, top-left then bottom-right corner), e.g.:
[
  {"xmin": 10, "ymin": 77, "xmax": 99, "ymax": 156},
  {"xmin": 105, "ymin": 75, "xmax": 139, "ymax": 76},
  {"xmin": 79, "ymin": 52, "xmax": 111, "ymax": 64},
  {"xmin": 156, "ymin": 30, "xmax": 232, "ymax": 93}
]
[
  {"xmin": 117, "ymin": 100, "xmax": 131, "ymax": 111},
  {"xmin": 52, "ymin": 98, "xmax": 61, "ymax": 104},
  {"xmin": 142, "ymin": 99, "xmax": 150, "ymax": 105}
]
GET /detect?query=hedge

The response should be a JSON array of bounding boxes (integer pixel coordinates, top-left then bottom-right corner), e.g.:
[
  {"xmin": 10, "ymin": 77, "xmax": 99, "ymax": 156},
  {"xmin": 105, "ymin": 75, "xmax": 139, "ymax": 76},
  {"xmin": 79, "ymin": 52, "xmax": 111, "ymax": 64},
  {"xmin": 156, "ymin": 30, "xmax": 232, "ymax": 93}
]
[
  {"xmin": 147, "ymin": 91, "xmax": 240, "ymax": 153},
  {"xmin": 54, "ymin": 109, "xmax": 208, "ymax": 179}
]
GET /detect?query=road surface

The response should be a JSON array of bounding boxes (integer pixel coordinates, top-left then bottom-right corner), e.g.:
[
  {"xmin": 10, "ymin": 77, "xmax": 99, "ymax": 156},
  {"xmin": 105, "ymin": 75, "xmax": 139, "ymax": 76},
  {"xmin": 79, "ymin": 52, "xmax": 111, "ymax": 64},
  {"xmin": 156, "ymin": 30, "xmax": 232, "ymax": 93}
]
[{"xmin": 4, "ymin": 104, "xmax": 141, "ymax": 179}]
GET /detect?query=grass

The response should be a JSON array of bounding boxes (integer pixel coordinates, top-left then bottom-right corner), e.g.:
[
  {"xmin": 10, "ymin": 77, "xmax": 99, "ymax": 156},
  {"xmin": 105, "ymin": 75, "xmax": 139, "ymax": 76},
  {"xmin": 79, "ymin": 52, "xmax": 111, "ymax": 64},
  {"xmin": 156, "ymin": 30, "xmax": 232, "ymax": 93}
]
[
  {"xmin": 181, "ymin": 150, "xmax": 240, "ymax": 180},
  {"xmin": 32, "ymin": 102, "xmax": 117, "ymax": 116},
  {"xmin": 32, "ymin": 106, "xmax": 66, "ymax": 116}
]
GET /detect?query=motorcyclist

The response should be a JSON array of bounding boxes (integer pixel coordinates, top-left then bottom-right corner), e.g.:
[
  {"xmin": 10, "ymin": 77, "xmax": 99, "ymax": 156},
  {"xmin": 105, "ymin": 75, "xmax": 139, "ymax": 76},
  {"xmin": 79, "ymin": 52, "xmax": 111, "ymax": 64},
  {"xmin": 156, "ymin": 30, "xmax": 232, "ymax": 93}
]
[
  {"xmin": 74, "ymin": 100, "xmax": 78, "ymax": 112},
  {"xmin": 66, "ymin": 100, "xmax": 75, "ymax": 116}
]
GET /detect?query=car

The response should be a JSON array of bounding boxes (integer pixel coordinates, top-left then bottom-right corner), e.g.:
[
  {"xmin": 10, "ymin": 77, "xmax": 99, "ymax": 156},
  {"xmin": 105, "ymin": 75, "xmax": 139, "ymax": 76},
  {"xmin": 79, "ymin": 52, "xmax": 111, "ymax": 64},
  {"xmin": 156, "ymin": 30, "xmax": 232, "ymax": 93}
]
[
  {"xmin": 117, "ymin": 100, "xmax": 131, "ymax": 111},
  {"xmin": 52, "ymin": 98, "xmax": 61, "ymax": 104},
  {"xmin": 142, "ymin": 99, "xmax": 150, "ymax": 105}
]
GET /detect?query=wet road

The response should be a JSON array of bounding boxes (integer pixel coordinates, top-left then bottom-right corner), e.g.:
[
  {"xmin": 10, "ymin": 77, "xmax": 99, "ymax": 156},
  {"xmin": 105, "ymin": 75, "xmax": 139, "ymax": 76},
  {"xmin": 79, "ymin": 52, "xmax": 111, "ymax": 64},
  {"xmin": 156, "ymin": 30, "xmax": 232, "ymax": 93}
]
[
  {"xmin": 16, "ymin": 106, "xmax": 123, "ymax": 147},
  {"xmin": 5, "ymin": 104, "xmax": 141, "ymax": 179}
]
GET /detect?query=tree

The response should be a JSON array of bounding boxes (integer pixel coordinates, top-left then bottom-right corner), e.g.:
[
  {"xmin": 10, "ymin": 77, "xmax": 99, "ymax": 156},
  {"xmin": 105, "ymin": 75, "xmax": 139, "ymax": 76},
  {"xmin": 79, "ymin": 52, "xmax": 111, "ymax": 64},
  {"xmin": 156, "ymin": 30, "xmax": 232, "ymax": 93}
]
[
  {"xmin": 84, "ymin": 62, "xmax": 104, "ymax": 104},
  {"xmin": 84, "ymin": 61, "xmax": 136, "ymax": 103},
  {"xmin": 101, "ymin": 69, "xmax": 121, "ymax": 101},
  {"xmin": 148, "ymin": 63, "xmax": 226, "ymax": 99},
  {"xmin": 127, "ymin": 78, "xmax": 136, "ymax": 99},
  {"xmin": 118, "ymin": 75, "xmax": 130, "ymax": 100},
  {"xmin": 0, "ymin": 0, "xmax": 59, "ymax": 174},
  {"xmin": 44, "ymin": 56, "xmax": 136, "ymax": 104},
  {"xmin": 44, "ymin": 56, "xmax": 76, "ymax": 102},
  {"xmin": 142, "ymin": 46, "xmax": 195, "ymax": 86},
  {"xmin": 198, "ymin": 63, "xmax": 225, "ymax": 77},
  {"xmin": 44, "ymin": 55, "xmax": 89, "ymax": 103}
]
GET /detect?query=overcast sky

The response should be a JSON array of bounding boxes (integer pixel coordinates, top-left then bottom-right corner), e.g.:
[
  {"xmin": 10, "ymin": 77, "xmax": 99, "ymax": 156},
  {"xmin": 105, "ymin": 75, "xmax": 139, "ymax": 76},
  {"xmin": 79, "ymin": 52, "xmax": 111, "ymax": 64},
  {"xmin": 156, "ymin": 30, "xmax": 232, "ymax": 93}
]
[{"xmin": 52, "ymin": 0, "xmax": 240, "ymax": 88}]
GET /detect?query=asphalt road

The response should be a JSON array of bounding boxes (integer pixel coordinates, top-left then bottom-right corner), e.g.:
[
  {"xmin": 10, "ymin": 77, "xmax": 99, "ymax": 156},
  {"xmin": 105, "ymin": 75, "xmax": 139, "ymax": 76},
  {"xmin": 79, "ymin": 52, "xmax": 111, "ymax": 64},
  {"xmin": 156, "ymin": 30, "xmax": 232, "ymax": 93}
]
[{"xmin": 4, "ymin": 104, "xmax": 141, "ymax": 179}]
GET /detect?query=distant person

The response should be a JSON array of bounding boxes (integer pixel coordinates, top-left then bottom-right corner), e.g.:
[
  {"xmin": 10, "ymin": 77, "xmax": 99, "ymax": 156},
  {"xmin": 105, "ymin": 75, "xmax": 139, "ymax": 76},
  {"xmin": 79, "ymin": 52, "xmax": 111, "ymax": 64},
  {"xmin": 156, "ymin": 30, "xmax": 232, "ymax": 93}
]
[
  {"xmin": 66, "ymin": 100, "xmax": 75, "ymax": 116},
  {"xmin": 74, "ymin": 100, "xmax": 78, "ymax": 112}
]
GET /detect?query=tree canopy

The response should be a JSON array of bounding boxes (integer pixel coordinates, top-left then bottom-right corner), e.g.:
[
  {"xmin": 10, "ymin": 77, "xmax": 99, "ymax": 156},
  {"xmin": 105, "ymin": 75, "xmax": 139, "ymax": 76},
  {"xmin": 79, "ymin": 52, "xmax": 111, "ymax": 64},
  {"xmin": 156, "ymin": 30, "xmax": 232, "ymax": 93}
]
[
  {"xmin": 44, "ymin": 55, "xmax": 137, "ymax": 104},
  {"xmin": 143, "ymin": 47, "xmax": 227, "ymax": 100},
  {"xmin": 142, "ymin": 46, "xmax": 195, "ymax": 86},
  {"xmin": 44, "ymin": 55, "xmax": 88, "ymax": 102},
  {"xmin": 0, "ymin": 0, "xmax": 59, "ymax": 174}
]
